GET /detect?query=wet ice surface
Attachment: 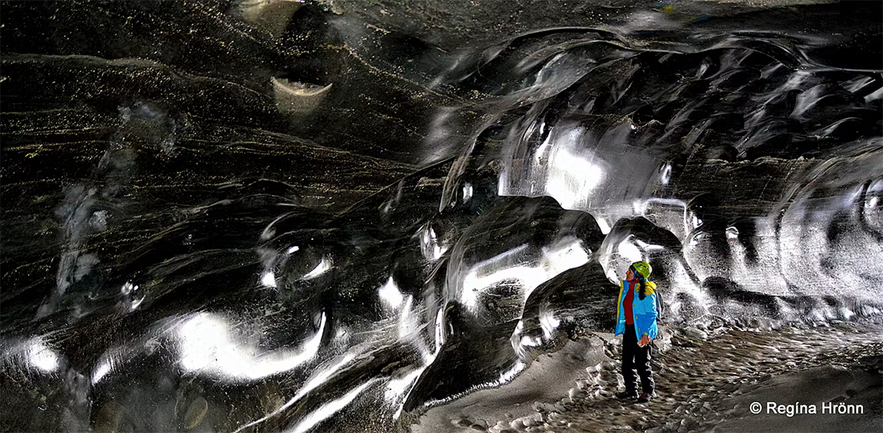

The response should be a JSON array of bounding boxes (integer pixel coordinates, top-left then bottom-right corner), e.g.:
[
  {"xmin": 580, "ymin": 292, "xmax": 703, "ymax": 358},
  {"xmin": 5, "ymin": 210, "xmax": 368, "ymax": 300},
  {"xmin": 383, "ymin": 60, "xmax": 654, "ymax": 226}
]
[{"xmin": 1, "ymin": 1, "xmax": 882, "ymax": 432}]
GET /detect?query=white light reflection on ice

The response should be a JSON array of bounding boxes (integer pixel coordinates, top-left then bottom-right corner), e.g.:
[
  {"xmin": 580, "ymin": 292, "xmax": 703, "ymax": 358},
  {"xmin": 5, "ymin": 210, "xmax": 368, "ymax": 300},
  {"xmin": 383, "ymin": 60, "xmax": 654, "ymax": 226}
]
[
  {"xmin": 385, "ymin": 296, "xmax": 443, "ymax": 420},
  {"xmin": 178, "ymin": 312, "xmax": 325, "ymax": 381},
  {"xmin": 419, "ymin": 225, "xmax": 447, "ymax": 261},
  {"xmin": 0, "ymin": 338, "xmax": 62, "ymax": 375},
  {"xmin": 232, "ymin": 353, "xmax": 357, "ymax": 433},
  {"xmin": 121, "ymin": 281, "xmax": 144, "ymax": 311},
  {"xmin": 460, "ymin": 238, "xmax": 589, "ymax": 310},
  {"xmin": 420, "ymin": 360, "xmax": 527, "ymax": 411},
  {"xmin": 288, "ymin": 380, "xmax": 377, "ymax": 433},
  {"xmin": 640, "ymin": 198, "xmax": 690, "ymax": 239},
  {"xmin": 616, "ymin": 238, "xmax": 643, "ymax": 264},
  {"xmin": 511, "ymin": 319, "xmax": 539, "ymax": 360},
  {"xmin": 27, "ymin": 338, "xmax": 60, "ymax": 373},
  {"xmin": 544, "ymin": 133, "xmax": 605, "ymax": 210},
  {"xmin": 92, "ymin": 346, "xmax": 127, "ymax": 385},
  {"xmin": 633, "ymin": 239, "xmax": 665, "ymax": 253},
  {"xmin": 792, "ymin": 85, "xmax": 826, "ymax": 119},
  {"xmin": 378, "ymin": 276, "xmax": 404, "ymax": 309},
  {"xmin": 726, "ymin": 226, "xmax": 739, "ymax": 240},
  {"xmin": 129, "ymin": 297, "xmax": 144, "ymax": 311},
  {"xmin": 544, "ymin": 239, "xmax": 590, "ymax": 271},
  {"xmin": 385, "ymin": 367, "xmax": 427, "ymax": 420},
  {"xmin": 261, "ymin": 271, "xmax": 277, "ymax": 288},
  {"xmin": 397, "ymin": 296, "xmax": 429, "ymax": 347},
  {"xmin": 462, "ymin": 183, "xmax": 473, "ymax": 202},
  {"xmin": 461, "ymin": 245, "xmax": 530, "ymax": 309},
  {"xmin": 121, "ymin": 281, "xmax": 136, "ymax": 294},
  {"xmin": 865, "ymin": 85, "xmax": 883, "ymax": 103},
  {"xmin": 302, "ymin": 257, "xmax": 331, "ymax": 280},
  {"xmin": 501, "ymin": 126, "xmax": 608, "ymax": 212},
  {"xmin": 434, "ymin": 308, "xmax": 447, "ymax": 353},
  {"xmin": 595, "ymin": 216, "xmax": 612, "ymax": 234},
  {"xmin": 92, "ymin": 360, "xmax": 112, "ymax": 384},
  {"xmin": 519, "ymin": 335, "xmax": 542, "ymax": 348},
  {"xmin": 660, "ymin": 163, "xmax": 672, "ymax": 185},
  {"xmin": 539, "ymin": 306, "xmax": 560, "ymax": 341},
  {"xmin": 495, "ymin": 361, "xmax": 526, "ymax": 386}
]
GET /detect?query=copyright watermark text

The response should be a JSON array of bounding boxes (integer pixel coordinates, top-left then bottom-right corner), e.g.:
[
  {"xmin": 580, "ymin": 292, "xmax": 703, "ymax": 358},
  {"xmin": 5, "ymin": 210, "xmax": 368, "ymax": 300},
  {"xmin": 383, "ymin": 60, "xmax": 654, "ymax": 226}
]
[{"xmin": 749, "ymin": 401, "xmax": 864, "ymax": 417}]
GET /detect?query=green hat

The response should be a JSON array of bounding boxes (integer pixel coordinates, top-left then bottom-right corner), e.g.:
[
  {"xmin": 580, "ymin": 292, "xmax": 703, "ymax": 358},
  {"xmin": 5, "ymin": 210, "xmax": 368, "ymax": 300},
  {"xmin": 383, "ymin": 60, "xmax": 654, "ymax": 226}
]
[{"xmin": 630, "ymin": 261, "xmax": 652, "ymax": 280}]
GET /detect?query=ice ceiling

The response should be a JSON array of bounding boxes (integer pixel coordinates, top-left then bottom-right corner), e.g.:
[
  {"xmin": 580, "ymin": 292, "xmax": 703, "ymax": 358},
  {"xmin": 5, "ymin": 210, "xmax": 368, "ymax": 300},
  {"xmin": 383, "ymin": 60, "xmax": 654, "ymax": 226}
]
[{"xmin": 1, "ymin": 1, "xmax": 881, "ymax": 432}]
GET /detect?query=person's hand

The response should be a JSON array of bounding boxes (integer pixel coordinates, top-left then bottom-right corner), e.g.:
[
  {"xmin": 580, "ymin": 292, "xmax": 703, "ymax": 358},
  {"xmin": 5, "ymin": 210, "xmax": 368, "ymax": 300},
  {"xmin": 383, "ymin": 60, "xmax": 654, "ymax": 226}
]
[{"xmin": 638, "ymin": 335, "xmax": 651, "ymax": 347}]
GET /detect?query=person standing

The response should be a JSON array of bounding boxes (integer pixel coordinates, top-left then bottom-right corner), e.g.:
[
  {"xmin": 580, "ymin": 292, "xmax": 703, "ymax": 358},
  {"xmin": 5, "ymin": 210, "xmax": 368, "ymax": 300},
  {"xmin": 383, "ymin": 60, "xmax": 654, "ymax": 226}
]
[{"xmin": 614, "ymin": 261, "xmax": 658, "ymax": 403}]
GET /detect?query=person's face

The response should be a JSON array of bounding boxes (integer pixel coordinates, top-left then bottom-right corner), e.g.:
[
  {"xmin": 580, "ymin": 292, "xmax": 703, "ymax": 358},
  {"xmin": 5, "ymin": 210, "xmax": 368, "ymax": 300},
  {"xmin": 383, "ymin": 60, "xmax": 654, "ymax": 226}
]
[{"xmin": 626, "ymin": 269, "xmax": 635, "ymax": 282}]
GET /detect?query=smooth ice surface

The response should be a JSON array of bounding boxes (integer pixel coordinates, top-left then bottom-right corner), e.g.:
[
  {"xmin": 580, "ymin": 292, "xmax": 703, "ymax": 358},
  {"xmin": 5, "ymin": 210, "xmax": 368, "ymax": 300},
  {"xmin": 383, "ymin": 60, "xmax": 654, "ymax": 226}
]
[{"xmin": 1, "ymin": 1, "xmax": 881, "ymax": 432}]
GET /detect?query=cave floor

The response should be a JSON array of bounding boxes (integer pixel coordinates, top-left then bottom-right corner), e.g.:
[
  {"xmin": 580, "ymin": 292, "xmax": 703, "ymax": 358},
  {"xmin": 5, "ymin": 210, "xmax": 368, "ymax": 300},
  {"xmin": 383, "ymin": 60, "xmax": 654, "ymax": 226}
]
[{"xmin": 418, "ymin": 318, "xmax": 883, "ymax": 433}]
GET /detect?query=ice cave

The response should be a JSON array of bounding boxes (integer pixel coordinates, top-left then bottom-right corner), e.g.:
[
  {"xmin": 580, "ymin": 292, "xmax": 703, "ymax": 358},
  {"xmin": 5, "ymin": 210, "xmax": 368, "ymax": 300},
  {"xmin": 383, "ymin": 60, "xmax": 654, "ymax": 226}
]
[{"xmin": 1, "ymin": 1, "xmax": 881, "ymax": 432}]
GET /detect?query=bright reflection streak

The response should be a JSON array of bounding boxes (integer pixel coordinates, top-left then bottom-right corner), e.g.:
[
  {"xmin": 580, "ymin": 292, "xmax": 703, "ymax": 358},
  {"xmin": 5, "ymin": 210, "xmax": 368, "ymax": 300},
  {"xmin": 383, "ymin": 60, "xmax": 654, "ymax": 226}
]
[
  {"xmin": 660, "ymin": 163, "xmax": 672, "ymax": 185},
  {"xmin": 288, "ymin": 380, "xmax": 377, "ymax": 433},
  {"xmin": 92, "ymin": 360, "xmax": 112, "ymax": 384},
  {"xmin": 129, "ymin": 296, "xmax": 144, "ymax": 311},
  {"xmin": 397, "ymin": 295, "xmax": 418, "ymax": 340},
  {"xmin": 511, "ymin": 320, "xmax": 533, "ymax": 359},
  {"xmin": 26, "ymin": 338, "xmax": 60, "ymax": 373},
  {"xmin": 120, "ymin": 281, "xmax": 137, "ymax": 294},
  {"xmin": 178, "ymin": 312, "xmax": 325, "ymax": 381},
  {"xmin": 726, "ymin": 226, "xmax": 739, "ymax": 240},
  {"xmin": 460, "ymin": 238, "xmax": 590, "ymax": 310},
  {"xmin": 616, "ymin": 238, "xmax": 642, "ymax": 263},
  {"xmin": 232, "ymin": 353, "xmax": 357, "ymax": 433},
  {"xmin": 545, "ymin": 144, "xmax": 605, "ymax": 209},
  {"xmin": 91, "ymin": 345, "xmax": 127, "ymax": 384},
  {"xmin": 865, "ymin": 85, "xmax": 883, "ymax": 103},
  {"xmin": 261, "ymin": 271, "xmax": 277, "ymax": 288},
  {"xmin": 520, "ymin": 335, "xmax": 541, "ymax": 347},
  {"xmin": 434, "ymin": 309, "xmax": 446, "ymax": 352},
  {"xmin": 386, "ymin": 294, "xmax": 442, "ymax": 420},
  {"xmin": 419, "ymin": 225, "xmax": 447, "ymax": 261},
  {"xmin": 462, "ymin": 183, "xmax": 473, "ymax": 202},
  {"xmin": 385, "ymin": 367, "xmax": 426, "ymax": 408},
  {"xmin": 378, "ymin": 276, "xmax": 404, "ymax": 309},
  {"xmin": 461, "ymin": 245, "xmax": 529, "ymax": 309},
  {"xmin": 292, "ymin": 354, "xmax": 355, "ymax": 402},
  {"xmin": 640, "ymin": 197, "xmax": 690, "ymax": 239},
  {"xmin": 495, "ymin": 361, "xmax": 525, "ymax": 386},
  {"xmin": 121, "ymin": 281, "xmax": 144, "ymax": 311},
  {"xmin": 287, "ymin": 245, "xmax": 300, "ymax": 254},
  {"xmin": 539, "ymin": 305, "xmax": 560, "ymax": 340},
  {"xmin": 500, "ymin": 125, "xmax": 611, "ymax": 212},
  {"xmin": 633, "ymin": 239, "xmax": 665, "ymax": 252},
  {"xmin": 2, "ymin": 338, "xmax": 62, "ymax": 376},
  {"xmin": 303, "ymin": 257, "xmax": 331, "ymax": 280},
  {"xmin": 595, "ymin": 216, "xmax": 612, "ymax": 234}
]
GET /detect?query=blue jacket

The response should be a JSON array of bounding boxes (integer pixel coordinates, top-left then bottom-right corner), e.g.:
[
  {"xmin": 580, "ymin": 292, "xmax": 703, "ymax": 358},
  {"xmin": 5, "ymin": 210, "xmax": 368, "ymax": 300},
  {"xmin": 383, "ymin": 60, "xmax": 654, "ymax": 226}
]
[{"xmin": 614, "ymin": 280, "xmax": 659, "ymax": 339}]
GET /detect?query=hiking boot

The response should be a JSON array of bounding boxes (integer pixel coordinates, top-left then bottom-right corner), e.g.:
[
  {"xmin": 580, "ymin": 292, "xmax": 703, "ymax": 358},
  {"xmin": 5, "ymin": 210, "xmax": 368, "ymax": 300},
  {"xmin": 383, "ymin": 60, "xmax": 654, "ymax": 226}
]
[
  {"xmin": 637, "ymin": 392, "xmax": 656, "ymax": 403},
  {"xmin": 615, "ymin": 390, "xmax": 638, "ymax": 399}
]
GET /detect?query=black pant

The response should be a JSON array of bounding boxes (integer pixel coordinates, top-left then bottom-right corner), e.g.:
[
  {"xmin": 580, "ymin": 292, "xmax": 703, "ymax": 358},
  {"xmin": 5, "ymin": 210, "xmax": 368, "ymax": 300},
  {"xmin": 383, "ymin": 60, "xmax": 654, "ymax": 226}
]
[{"xmin": 622, "ymin": 326, "xmax": 654, "ymax": 394}]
